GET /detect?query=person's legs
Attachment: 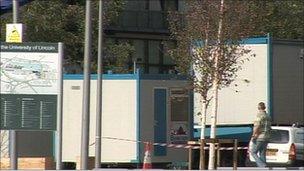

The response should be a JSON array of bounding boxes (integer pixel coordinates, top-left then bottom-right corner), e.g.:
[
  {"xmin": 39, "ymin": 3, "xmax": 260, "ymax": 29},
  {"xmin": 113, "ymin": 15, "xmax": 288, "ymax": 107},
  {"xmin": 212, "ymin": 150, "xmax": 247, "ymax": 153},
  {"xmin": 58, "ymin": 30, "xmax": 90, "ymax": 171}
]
[
  {"xmin": 250, "ymin": 140, "xmax": 266, "ymax": 167},
  {"xmin": 258, "ymin": 141, "xmax": 268, "ymax": 165}
]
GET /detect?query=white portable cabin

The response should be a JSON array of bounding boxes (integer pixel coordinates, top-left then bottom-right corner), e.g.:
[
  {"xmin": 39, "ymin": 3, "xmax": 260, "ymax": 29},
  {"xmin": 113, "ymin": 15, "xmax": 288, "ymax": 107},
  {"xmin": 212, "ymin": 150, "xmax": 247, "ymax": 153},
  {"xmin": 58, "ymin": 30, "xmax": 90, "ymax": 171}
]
[
  {"xmin": 193, "ymin": 36, "xmax": 304, "ymax": 140},
  {"xmin": 62, "ymin": 73, "xmax": 193, "ymax": 165}
]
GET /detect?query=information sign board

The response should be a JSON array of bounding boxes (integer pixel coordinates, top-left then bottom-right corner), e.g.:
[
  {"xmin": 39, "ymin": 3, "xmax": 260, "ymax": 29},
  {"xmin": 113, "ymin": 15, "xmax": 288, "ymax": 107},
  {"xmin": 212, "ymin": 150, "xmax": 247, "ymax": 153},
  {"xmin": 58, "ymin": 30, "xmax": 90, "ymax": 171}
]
[{"xmin": 0, "ymin": 42, "xmax": 61, "ymax": 130}]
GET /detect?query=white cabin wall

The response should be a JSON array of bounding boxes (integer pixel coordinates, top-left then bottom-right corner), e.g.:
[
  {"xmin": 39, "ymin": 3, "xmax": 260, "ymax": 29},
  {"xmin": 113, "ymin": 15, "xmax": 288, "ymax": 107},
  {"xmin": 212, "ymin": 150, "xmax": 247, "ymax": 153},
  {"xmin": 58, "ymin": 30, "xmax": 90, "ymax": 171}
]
[
  {"xmin": 62, "ymin": 79, "xmax": 137, "ymax": 163},
  {"xmin": 194, "ymin": 44, "xmax": 269, "ymax": 125}
]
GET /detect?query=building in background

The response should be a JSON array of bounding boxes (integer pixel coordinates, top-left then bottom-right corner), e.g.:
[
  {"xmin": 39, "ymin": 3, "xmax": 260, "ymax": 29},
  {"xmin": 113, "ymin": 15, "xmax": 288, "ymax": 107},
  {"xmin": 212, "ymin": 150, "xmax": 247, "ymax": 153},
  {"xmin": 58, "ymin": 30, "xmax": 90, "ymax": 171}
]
[
  {"xmin": 105, "ymin": 0, "xmax": 186, "ymax": 74},
  {"xmin": 0, "ymin": 0, "xmax": 32, "ymax": 14},
  {"xmin": 0, "ymin": 0, "xmax": 185, "ymax": 74}
]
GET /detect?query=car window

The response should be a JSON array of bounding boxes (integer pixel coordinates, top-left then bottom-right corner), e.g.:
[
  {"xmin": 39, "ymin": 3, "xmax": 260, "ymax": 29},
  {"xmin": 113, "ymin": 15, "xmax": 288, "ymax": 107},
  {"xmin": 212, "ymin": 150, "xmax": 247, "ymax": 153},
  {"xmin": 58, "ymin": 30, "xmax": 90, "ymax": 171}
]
[
  {"xmin": 269, "ymin": 129, "xmax": 289, "ymax": 143},
  {"xmin": 295, "ymin": 130, "xmax": 304, "ymax": 144}
]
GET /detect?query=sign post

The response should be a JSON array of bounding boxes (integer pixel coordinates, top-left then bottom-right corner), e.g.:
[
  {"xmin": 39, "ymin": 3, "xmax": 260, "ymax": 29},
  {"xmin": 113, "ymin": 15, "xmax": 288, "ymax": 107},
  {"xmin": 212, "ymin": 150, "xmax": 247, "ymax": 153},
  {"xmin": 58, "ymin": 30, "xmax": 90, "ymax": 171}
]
[
  {"xmin": 56, "ymin": 43, "xmax": 64, "ymax": 169},
  {"xmin": 9, "ymin": 1, "xmax": 20, "ymax": 169}
]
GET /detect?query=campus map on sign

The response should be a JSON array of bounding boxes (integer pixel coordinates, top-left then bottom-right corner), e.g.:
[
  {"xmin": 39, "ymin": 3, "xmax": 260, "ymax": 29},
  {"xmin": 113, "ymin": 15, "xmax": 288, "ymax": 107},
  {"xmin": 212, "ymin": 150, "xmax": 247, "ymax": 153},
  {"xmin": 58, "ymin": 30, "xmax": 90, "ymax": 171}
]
[{"xmin": 0, "ymin": 45, "xmax": 58, "ymax": 94}]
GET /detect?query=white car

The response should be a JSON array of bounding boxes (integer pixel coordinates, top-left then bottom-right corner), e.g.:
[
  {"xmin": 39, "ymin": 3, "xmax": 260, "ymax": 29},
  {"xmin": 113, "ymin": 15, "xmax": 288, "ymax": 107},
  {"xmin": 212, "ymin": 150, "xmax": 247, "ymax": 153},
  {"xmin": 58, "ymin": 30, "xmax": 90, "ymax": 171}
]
[{"xmin": 247, "ymin": 126, "xmax": 304, "ymax": 167}]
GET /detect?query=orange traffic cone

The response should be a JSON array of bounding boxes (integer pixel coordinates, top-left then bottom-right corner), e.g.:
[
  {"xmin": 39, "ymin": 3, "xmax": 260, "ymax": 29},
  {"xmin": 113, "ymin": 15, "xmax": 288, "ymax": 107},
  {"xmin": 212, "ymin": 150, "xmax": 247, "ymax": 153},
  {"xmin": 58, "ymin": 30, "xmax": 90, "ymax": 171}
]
[{"xmin": 143, "ymin": 142, "xmax": 152, "ymax": 169}]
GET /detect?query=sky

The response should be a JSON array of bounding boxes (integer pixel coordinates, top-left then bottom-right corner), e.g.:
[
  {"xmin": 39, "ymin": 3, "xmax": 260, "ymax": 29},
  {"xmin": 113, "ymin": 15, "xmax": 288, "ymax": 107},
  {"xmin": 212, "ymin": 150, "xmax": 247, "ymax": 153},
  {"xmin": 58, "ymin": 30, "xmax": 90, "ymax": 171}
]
[{"xmin": 0, "ymin": 0, "xmax": 30, "ymax": 12}]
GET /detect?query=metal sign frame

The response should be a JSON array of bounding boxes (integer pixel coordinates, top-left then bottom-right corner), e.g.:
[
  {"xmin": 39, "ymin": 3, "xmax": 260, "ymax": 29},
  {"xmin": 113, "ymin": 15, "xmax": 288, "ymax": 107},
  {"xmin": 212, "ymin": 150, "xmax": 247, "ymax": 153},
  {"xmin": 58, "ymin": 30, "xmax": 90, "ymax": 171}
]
[{"xmin": 0, "ymin": 42, "xmax": 63, "ymax": 131}]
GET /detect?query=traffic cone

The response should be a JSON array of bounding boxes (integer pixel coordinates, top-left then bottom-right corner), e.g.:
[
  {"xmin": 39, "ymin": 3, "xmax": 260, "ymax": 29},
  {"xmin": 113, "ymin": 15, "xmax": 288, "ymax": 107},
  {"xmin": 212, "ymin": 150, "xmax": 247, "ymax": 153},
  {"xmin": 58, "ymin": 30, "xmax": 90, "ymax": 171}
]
[{"xmin": 143, "ymin": 142, "xmax": 152, "ymax": 169}]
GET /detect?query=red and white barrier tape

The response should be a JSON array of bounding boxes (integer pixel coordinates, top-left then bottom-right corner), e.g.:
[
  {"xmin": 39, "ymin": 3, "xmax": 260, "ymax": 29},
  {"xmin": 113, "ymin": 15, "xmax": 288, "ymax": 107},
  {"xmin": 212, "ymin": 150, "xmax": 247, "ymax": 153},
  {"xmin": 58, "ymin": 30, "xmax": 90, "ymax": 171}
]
[
  {"xmin": 153, "ymin": 142, "xmax": 248, "ymax": 150},
  {"xmin": 100, "ymin": 136, "xmax": 248, "ymax": 150}
]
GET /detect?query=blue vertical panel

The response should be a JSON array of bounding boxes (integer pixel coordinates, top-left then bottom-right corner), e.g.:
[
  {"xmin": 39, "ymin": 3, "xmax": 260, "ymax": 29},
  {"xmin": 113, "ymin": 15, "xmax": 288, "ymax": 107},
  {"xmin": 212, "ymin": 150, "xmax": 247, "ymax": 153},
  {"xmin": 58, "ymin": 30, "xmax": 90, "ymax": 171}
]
[
  {"xmin": 189, "ymin": 90, "xmax": 194, "ymax": 140},
  {"xmin": 136, "ymin": 70, "xmax": 141, "ymax": 163},
  {"xmin": 267, "ymin": 33, "xmax": 273, "ymax": 119},
  {"xmin": 154, "ymin": 89, "xmax": 167, "ymax": 156}
]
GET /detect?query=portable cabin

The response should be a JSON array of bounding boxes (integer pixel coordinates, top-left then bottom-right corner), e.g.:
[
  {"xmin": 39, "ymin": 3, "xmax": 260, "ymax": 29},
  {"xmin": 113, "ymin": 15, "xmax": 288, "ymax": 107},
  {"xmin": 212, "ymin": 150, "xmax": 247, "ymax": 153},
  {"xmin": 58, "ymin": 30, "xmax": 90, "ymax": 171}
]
[{"xmin": 62, "ymin": 73, "xmax": 193, "ymax": 168}]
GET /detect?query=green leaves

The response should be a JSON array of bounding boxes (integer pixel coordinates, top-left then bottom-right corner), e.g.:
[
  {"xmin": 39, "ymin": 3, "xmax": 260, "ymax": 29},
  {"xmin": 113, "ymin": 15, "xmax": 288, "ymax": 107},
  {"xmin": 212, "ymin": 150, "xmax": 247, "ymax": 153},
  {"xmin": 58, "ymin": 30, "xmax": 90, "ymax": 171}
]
[
  {"xmin": 102, "ymin": 40, "xmax": 135, "ymax": 73},
  {"xmin": 0, "ymin": 0, "xmax": 130, "ymax": 73},
  {"xmin": 167, "ymin": 0, "xmax": 303, "ymax": 101},
  {"xmin": 251, "ymin": 0, "xmax": 304, "ymax": 39},
  {"xmin": 167, "ymin": 0, "xmax": 260, "ymax": 101}
]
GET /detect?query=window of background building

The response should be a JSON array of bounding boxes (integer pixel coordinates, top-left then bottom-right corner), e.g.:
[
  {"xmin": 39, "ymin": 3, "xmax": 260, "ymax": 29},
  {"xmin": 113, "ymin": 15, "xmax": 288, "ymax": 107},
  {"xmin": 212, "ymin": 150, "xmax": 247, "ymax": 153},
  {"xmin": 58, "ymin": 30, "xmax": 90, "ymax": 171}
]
[
  {"xmin": 109, "ymin": 38, "xmax": 175, "ymax": 74},
  {"xmin": 133, "ymin": 39, "xmax": 146, "ymax": 66},
  {"xmin": 163, "ymin": 41, "xmax": 175, "ymax": 66},
  {"xmin": 148, "ymin": 41, "xmax": 160, "ymax": 74},
  {"xmin": 178, "ymin": 0, "xmax": 186, "ymax": 11},
  {"xmin": 132, "ymin": 39, "xmax": 176, "ymax": 74},
  {"xmin": 149, "ymin": 0, "xmax": 178, "ymax": 11},
  {"xmin": 124, "ymin": 0, "xmax": 147, "ymax": 11},
  {"xmin": 148, "ymin": 41, "xmax": 160, "ymax": 64},
  {"xmin": 115, "ymin": 0, "xmax": 182, "ymax": 31},
  {"xmin": 149, "ymin": 0, "xmax": 162, "ymax": 11},
  {"xmin": 124, "ymin": 0, "xmax": 179, "ymax": 11}
]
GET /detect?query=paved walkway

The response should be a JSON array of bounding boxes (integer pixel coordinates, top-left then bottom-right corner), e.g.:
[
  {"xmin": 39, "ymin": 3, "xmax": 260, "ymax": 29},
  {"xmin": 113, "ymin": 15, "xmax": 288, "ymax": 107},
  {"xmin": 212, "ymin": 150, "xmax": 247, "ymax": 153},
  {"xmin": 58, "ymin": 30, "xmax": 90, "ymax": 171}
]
[
  {"xmin": 95, "ymin": 167, "xmax": 304, "ymax": 170},
  {"xmin": 218, "ymin": 167, "xmax": 304, "ymax": 170}
]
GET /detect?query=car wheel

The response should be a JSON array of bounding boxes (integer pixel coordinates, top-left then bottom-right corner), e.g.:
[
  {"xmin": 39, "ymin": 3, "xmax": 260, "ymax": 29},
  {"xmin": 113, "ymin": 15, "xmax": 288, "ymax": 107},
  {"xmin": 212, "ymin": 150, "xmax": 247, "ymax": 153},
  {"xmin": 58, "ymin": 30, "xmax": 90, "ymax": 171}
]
[{"xmin": 245, "ymin": 158, "xmax": 256, "ymax": 167}]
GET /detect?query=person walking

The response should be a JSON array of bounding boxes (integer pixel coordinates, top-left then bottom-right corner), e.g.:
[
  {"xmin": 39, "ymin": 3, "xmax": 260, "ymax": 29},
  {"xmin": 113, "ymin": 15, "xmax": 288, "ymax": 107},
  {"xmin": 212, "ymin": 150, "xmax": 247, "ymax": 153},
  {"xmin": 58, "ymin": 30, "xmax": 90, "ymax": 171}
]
[{"xmin": 250, "ymin": 102, "xmax": 272, "ymax": 167}]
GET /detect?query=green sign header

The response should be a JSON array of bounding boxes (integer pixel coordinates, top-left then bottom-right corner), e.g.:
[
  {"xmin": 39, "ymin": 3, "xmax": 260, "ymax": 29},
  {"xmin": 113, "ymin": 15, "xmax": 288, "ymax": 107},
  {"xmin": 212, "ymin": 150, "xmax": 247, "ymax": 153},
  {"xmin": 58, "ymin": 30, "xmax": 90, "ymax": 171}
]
[{"xmin": 0, "ymin": 42, "xmax": 58, "ymax": 53}]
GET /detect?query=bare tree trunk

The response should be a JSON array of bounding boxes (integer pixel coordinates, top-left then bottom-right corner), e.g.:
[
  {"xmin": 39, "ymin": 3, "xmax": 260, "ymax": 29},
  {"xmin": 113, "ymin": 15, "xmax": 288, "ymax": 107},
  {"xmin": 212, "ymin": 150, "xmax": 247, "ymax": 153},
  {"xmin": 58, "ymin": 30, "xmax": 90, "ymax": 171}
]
[
  {"xmin": 208, "ymin": 0, "xmax": 224, "ymax": 169},
  {"xmin": 208, "ymin": 76, "xmax": 219, "ymax": 169},
  {"xmin": 197, "ymin": 94, "xmax": 207, "ymax": 169},
  {"xmin": 200, "ymin": 101, "xmax": 207, "ymax": 139},
  {"xmin": 199, "ymin": 100, "xmax": 207, "ymax": 169},
  {"xmin": 198, "ymin": 14, "xmax": 211, "ymax": 170},
  {"xmin": 200, "ymin": 18, "xmax": 210, "ymax": 140}
]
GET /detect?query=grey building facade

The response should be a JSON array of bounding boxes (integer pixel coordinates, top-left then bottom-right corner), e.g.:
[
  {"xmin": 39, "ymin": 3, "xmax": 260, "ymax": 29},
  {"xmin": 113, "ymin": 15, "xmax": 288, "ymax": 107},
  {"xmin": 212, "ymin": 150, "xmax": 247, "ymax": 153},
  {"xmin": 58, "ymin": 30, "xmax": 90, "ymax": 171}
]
[{"xmin": 105, "ymin": 0, "xmax": 186, "ymax": 74}]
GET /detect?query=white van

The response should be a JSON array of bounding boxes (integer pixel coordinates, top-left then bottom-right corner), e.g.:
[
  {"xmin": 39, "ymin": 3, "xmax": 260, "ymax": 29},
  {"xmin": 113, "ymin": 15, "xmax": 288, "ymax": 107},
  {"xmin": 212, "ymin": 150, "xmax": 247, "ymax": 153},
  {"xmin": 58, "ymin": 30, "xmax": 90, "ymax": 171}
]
[{"xmin": 247, "ymin": 126, "xmax": 304, "ymax": 167}]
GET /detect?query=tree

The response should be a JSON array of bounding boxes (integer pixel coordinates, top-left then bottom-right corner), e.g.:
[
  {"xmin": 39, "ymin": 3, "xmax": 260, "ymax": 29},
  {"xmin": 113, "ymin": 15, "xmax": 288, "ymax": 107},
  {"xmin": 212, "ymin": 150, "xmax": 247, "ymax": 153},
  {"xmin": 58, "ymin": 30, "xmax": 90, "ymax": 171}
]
[
  {"xmin": 168, "ymin": 0, "xmax": 261, "ymax": 169},
  {"xmin": 0, "ymin": 0, "xmax": 133, "ymax": 161},
  {"xmin": 254, "ymin": 0, "xmax": 304, "ymax": 40},
  {"xmin": 0, "ymin": 0, "xmax": 134, "ymax": 73},
  {"xmin": 102, "ymin": 39, "xmax": 135, "ymax": 73}
]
